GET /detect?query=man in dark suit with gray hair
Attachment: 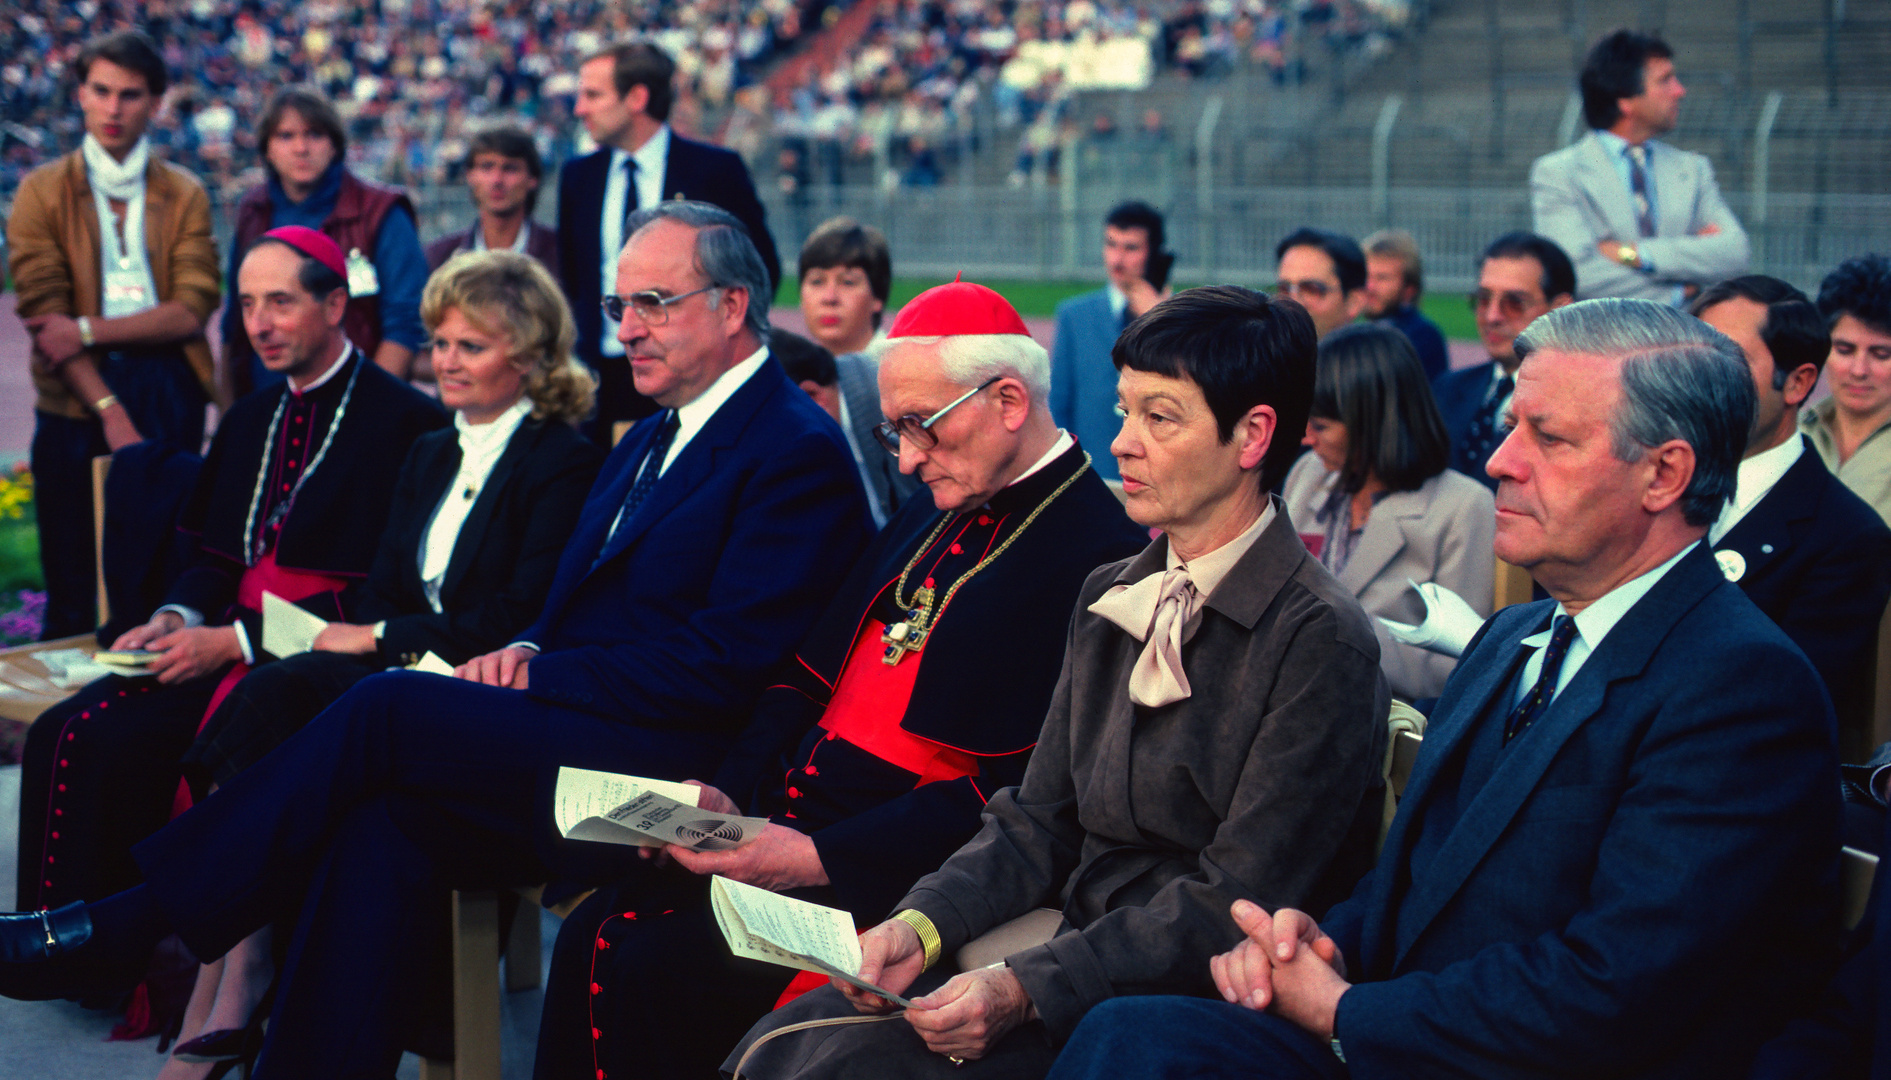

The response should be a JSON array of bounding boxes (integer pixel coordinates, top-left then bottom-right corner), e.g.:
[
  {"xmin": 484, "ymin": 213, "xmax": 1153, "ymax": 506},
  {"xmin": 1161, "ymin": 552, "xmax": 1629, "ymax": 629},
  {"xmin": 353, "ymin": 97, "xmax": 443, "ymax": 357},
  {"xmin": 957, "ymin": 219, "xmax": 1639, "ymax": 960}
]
[{"xmin": 1048, "ymin": 297, "xmax": 1842, "ymax": 1079}]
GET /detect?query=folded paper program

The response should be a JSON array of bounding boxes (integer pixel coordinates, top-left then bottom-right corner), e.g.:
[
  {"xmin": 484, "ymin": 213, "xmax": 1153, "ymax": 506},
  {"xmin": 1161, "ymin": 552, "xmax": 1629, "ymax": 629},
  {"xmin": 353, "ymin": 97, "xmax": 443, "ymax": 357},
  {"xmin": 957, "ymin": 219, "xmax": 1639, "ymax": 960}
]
[{"xmin": 1379, "ymin": 580, "xmax": 1488, "ymax": 659}]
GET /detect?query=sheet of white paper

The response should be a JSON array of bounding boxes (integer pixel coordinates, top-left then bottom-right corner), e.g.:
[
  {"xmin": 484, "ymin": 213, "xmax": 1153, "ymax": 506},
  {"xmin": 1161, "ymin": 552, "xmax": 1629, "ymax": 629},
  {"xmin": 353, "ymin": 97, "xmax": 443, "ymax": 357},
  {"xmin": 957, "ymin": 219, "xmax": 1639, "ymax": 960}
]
[
  {"xmin": 709, "ymin": 876, "xmax": 913, "ymax": 1007},
  {"xmin": 261, "ymin": 591, "xmax": 328, "ymax": 659},
  {"xmin": 553, "ymin": 766, "xmax": 703, "ymax": 845},
  {"xmin": 27, "ymin": 648, "xmax": 120, "ymax": 688},
  {"xmin": 412, "ymin": 651, "xmax": 456, "ymax": 676}
]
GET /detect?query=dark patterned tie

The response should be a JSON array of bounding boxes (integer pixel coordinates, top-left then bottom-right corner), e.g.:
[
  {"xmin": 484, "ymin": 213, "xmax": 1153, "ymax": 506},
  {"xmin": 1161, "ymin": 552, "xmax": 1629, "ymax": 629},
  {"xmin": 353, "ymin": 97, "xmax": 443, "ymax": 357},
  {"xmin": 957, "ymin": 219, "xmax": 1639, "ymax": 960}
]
[
  {"xmin": 1504, "ymin": 614, "xmax": 1577, "ymax": 743},
  {"xmin": 1465, "ymin": 374, "xmax": 1514, "ymax": 469},
  {"xmin": 1626, "ymin": 144, "xmax": 1656, "ymax": 238},
  {"xmin": 596, "ymin": 411, "xmax": 678, "ymax": 567}
]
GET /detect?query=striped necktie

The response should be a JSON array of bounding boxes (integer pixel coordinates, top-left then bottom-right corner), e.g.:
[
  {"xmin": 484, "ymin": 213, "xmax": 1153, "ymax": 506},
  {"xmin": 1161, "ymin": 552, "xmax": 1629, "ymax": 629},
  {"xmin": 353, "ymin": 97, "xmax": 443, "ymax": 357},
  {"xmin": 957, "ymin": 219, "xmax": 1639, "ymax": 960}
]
[
  {"xmin": 1626, "ymin": 144, "xmax": 1656, "ymax": 238},
  {"xmin": 596, "ymin": 411, "xmax": 678, "ymax": 566}
]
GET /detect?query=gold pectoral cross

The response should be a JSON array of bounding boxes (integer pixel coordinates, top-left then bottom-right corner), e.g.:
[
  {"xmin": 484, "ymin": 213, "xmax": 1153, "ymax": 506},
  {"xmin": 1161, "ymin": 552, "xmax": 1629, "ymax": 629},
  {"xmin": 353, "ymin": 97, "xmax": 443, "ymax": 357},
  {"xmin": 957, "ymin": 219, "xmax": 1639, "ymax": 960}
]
[{"xmin": 881, "ymin": 587, "xmax": 936, "ymax": 665}]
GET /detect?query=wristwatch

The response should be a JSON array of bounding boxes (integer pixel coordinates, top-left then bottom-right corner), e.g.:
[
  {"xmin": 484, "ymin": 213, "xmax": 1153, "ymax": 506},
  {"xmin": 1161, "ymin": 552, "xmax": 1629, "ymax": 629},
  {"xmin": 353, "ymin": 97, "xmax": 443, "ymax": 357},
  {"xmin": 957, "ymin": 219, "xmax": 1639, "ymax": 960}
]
[
  {"xmin": 77, "ymin": 315, "xmax": 96, "ymax": 347},
  {"xmin": 1614, "ymin": 244, "xmax": 1640, "ymax": 269}
]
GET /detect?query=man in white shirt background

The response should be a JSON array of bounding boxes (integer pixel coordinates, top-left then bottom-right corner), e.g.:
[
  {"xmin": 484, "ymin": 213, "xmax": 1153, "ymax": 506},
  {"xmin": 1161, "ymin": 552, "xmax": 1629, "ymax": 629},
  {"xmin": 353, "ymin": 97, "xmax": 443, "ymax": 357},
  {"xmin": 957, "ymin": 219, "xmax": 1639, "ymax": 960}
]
[
  {"xmin": 1692, "ymin": 274, "xmax": 1891, "ymax": 761},
  {"xmin": 557, "ymin": 42, "xmax": 781, "ymax": 446}
]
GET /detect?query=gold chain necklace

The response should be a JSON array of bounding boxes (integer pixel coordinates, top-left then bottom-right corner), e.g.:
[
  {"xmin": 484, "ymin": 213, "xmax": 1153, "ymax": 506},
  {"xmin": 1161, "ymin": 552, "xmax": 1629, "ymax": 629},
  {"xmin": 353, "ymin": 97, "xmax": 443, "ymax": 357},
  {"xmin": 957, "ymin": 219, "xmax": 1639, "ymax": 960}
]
[{"xmin": 881, "ymin": 452, "xmax": 1092, "ymax": 665}]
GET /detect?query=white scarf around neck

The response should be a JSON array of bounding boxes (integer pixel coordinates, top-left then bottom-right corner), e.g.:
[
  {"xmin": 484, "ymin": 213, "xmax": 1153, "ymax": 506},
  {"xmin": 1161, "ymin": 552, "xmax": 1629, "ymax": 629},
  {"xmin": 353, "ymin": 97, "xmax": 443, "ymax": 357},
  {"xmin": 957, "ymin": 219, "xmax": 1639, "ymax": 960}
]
[{"xmin": 82, "ymin": 133, "xmax": 150, "ymax": 201}]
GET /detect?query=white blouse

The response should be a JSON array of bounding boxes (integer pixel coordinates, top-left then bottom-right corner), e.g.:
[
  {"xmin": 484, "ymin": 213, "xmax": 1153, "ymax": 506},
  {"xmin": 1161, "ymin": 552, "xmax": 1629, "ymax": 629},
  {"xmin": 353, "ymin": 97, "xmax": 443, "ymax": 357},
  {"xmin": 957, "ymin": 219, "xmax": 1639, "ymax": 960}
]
[{"xmin": 419, "ymin": 397, "xmax": 533, "ymax": 612}]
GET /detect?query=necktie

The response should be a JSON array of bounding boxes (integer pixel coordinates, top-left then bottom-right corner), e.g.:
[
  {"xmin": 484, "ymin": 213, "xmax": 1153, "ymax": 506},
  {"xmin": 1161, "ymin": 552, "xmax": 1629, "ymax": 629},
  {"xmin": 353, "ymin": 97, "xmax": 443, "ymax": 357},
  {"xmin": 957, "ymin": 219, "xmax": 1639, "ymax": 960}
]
[
  {"xmin": 1504, "ymin": 614, "xmax": 1577, "ymax": 743},
  {"xmin": 1466, "ymin": 374, "xmax": 1514, "ymax": 468},
  {"xmin": 597, "ymin": 411, "xmax": 678, "ymax": 564},
  {"xmin": 1626, "ymin": 144, "xmax": 1656, "ymax": 238},
  {"xmin": 622, "ymin": 157, "xmax": 641, "ymax": 233}
]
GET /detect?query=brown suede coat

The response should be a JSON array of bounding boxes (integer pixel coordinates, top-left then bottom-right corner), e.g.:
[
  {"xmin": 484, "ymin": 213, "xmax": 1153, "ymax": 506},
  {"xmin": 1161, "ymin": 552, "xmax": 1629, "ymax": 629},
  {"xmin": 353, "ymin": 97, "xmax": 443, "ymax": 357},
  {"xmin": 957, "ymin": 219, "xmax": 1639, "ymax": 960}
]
[
  {"xmin": 901, "ymin": 503, "xmax": 1390, "ymax": 1043},
  {"xmin": 7, "ymin": 150, "xmax": 221, "ymax": 417}
]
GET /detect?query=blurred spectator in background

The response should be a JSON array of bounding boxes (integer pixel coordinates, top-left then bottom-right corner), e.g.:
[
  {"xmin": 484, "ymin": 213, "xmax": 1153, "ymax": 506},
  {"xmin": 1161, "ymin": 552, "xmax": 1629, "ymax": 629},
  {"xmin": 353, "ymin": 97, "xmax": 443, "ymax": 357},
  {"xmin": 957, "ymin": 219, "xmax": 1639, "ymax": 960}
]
[
  {"xmin": 8, "ymin": 31, "xmax": 221, "ymax": 640},
  {"xmin": 1275, "ymin": 227, "xmax": 1367, "ymax": 340},
  {"xmin": 1531, "ymin": 29, "xmax": 1748, "ymax": 304},
  {"xmin": 1433, "ymin": 231, "xmax": 1575, "ymax": 491},
  {"xmin": 1052, "ymin": 200, "xmax": 1170, "ymax": 481},
  {"xmin": 1803, "ymin": 254, "xmax": 1891, "ymax": 525},
  {"xmin": 793, "ymin": 217, "xmax": 917, "ymax": 525},
  {"xmin": 222, "ymin": 86, "xmax": 429, "ymax": 393},
  {"xmin": 1360, "ymin": 228, "xmax": 1448, "ymax": 380},
  {"xmin": 424, "ymin": 123, "xmax": 558, "ymax": 279},
  {"xmin": 557, "ymin": 41, "xmax": 780, "ymax": 445},
  {"xmin": 1283, "ymin": 323, "xmax": 1493, "ymax": 701}
]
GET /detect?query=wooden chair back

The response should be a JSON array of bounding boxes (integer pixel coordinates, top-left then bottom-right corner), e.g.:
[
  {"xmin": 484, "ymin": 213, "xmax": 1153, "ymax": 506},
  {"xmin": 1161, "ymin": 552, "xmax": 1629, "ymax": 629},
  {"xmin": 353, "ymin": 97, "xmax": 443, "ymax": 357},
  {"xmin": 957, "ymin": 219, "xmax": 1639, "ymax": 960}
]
[
  {"xmin": 1842, "ymin": 845, "xmax": 1879, "ymax": 932},
  {"xmin": 1493, "ymin": 559, "xmax": 1534, "ymax": 611}
]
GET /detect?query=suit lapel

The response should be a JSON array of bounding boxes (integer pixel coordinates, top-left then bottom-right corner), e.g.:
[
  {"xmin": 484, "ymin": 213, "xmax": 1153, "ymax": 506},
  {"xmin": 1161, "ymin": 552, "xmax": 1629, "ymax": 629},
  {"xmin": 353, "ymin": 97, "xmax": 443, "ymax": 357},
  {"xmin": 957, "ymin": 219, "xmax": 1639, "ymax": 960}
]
[
  {"xmin": 589, "ymin": 363, "xmax": 780, "ymax": 571},
  {"xmin": 1714, "ymin": 440, "xmax": 1818, "ymax": 585},
  {"xmin": 1578, "ymin": 134, "xmax": 1641, "ymax": 241},
  {"xmin": 1338, "ymin": 487, "xmax": 1425, "ymax": 595},
  {"xmin": 440, "ymin": 420, "xmax": 539, "ymax": 603},
  {"xmin": 404, "ymin": 436, "xmax": 462, "ymax": 596},
  {"xmin": 1386, "ymin": 547, "xmax": 1723, "ymax": 969}
]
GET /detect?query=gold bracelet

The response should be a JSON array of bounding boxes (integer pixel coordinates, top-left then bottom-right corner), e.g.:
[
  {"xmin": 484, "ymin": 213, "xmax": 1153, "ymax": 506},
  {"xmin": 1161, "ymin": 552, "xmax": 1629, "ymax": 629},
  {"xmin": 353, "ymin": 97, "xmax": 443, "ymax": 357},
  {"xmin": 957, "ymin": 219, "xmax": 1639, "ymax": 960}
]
[
  {"xmin": 893, "ymin": 909, "xmax": 943, "ymax": 971},
  {"xmin": 92, "ymin": 394, "xmax": 119, "ymax": 414},
  {"xmin": 77, "ymin": 315, "xmax": 96, "ymax": 347}
]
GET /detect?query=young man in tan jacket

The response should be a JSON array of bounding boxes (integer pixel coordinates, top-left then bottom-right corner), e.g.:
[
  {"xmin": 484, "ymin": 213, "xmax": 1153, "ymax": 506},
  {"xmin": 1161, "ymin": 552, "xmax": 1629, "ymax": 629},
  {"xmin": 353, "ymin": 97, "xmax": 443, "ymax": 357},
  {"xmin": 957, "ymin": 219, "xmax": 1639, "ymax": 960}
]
[{"xmin": 7, "ymin": 30, "xmax": 221, "ymax": 638}]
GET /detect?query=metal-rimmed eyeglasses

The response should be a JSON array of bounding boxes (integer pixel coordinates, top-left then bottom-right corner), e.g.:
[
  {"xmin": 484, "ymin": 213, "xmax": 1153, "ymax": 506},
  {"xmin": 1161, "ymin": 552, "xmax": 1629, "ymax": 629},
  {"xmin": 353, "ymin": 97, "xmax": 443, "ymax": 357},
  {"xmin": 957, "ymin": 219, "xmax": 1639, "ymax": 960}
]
[
  {"xmin": 601, "ymin": 284, "xmax": 720, "ymax": 326},
  {"xmin": 871, "ymin": 376, "xmax": 1001, "ymax": 455}
]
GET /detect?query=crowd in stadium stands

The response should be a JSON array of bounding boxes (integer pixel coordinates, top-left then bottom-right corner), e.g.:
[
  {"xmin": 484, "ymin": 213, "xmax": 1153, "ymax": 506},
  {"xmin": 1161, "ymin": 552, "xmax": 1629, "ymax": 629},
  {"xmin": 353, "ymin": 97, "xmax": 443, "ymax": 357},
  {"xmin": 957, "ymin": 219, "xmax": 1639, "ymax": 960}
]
[
  {"xmin": 0, "ymin": 0, "xmax": 821, "ymax": 204},
  {"xmin": 10, "ymin": 16, "xmax": 1891, "ymax": 1080}
]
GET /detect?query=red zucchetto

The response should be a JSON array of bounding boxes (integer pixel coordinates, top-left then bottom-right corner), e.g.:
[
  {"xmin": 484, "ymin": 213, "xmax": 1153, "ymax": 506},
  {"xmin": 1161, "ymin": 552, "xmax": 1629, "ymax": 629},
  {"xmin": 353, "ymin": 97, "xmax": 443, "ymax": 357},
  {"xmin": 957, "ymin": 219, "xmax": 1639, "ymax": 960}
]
[{"xmin": 887, "ymin": 274, "xmax": 1033, "ymax": 339}]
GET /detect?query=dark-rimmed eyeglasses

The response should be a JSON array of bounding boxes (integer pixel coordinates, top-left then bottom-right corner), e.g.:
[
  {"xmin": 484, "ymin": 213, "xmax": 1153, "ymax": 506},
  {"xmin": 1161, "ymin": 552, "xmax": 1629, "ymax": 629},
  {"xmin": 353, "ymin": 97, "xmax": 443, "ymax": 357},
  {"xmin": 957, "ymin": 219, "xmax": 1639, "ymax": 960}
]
[
  {"xmin": 1468, "ymin": 288, "xmax": 1543, "ymax": 319},
  {"xmin": 1275, "ymin": 279, "xmax": 1335, "ymax": 301},
  {"xmin": 871, "ymin": 376, "xmax": 1002, "ymax": 455},
  {"xmin": 601, "ymin": 284, "xmax": 720, "ymax": 326}
]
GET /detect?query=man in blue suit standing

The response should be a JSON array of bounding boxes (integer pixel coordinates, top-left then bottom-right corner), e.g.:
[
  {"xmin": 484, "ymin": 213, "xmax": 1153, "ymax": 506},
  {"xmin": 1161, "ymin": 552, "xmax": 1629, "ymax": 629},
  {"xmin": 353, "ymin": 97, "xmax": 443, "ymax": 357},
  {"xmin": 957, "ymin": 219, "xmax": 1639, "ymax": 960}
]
[
  {"xmin": 1045, "ymin": 298, "xmax": 1842, "ymax": 1078},
  {"xmin": 1049, "ymin": 201, "xmax": 1169, "ymax": 481},
  {"xmin": 559, "ymin": 42, "xmax": 782, "ymax": 444},
  {"xmin": 1432, "ymin": 232, "xmax": 1575, "ymax": 490},
  {"xmin": 0, "ymin": 203, "xmax": 871, "ymax": 1080}
]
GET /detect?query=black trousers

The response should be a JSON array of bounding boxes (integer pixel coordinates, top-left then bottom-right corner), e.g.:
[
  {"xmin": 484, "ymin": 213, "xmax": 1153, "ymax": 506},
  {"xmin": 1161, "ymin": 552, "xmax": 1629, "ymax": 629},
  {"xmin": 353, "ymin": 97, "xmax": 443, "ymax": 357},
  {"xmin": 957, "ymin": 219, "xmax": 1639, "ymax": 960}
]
[
  {"xmin": 18, "ymin": 672, "xmax": 218, "ymax": 913},
  {"xmin": 535, "ymin": 865, "xmax": 808, "ymax": 1080},
  {"xmin": 31, "ymin": 349, "xmax": 204, "ymax": 639},
  {"xmin": 130, "ymin": 670, "xmax": 732, "ymax": 1080}
]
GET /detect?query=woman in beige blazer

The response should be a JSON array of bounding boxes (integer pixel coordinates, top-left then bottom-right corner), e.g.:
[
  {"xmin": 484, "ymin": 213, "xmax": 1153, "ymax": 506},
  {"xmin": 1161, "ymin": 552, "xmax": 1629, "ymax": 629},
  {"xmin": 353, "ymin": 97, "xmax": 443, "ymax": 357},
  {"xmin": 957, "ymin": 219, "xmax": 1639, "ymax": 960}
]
[{"xmin": 1283, "ymin": 323, "xmax": 1495, "ymax": 701}]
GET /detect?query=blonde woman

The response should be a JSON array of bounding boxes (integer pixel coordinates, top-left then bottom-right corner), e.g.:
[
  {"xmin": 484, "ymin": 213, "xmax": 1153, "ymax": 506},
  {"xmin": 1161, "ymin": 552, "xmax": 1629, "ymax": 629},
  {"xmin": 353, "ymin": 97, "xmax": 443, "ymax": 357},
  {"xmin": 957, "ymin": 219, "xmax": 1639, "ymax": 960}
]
[{"xmin": 161, "ymin": 251, "xmax": 603, "ymax": 1075}]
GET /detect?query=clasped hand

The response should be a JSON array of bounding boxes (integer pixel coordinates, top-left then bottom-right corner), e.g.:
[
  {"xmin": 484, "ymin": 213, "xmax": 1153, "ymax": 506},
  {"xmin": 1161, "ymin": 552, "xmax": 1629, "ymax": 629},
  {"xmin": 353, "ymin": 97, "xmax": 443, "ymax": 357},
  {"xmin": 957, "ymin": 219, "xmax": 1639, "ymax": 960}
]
[
  {"xmin": 110, "ymin": 611, "xmax": 241, "ymax": 684},
  {"xmin": 455, "ymin": 644, "xmax": 534, "ymax": 688},
  {"xmin": 1209, "ymin": 900, "xmax": 1351, "ymax": 1040},
  {"xmin": 838, "ymin": 918, "xmax": 1037, "ymax": 1061}
]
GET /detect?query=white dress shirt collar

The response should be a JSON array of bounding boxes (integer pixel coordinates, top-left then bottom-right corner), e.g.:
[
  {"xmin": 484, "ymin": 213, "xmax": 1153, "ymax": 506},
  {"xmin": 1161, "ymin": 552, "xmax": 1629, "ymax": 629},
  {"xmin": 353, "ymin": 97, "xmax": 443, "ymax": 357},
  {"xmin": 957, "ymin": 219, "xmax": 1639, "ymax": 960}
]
[
  {"xmin": 1105, "ymin": 283, "xmax": 1127, "ymax": 321},
  {"xmin": 1709, "ymin": 434, "xmax": 1804, "ymax": 544},
  {"xmin": 473, "ymin": 219, "xmax": 532, "ymax": 254},
  {"xmin": 661, "ymin": 344, "xmax": 770, "ymax": 475},
  {"xmin": 1007, "ymin": 430, "xmax": 1075, "ymax": 487},
  {"xmin": 1515, "ymin": 540, "xmax": 1698, "ymax": 707},
  {"xmin": 630, "ymin": 124, "xmax": 670, "ymax": 210}
]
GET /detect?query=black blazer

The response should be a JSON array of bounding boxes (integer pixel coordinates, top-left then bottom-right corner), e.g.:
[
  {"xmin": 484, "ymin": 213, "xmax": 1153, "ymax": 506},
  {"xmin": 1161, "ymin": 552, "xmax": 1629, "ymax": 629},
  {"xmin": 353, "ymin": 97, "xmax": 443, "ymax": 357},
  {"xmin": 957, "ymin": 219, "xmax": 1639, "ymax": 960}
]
[
  {"xmin": 1432, "ymin": 359, "xmax": 1502, "ymax": 491},
  {"xmin": 1714, "ymin": 437, "xmax": 1891, "ymax": 747},
  {"xmin": 355, "ymin": 416, "xmax": 603, "ymax": 665},
  {"xmin": 556, "ymin": 134, "xmax": 781, "ymax": 367}
]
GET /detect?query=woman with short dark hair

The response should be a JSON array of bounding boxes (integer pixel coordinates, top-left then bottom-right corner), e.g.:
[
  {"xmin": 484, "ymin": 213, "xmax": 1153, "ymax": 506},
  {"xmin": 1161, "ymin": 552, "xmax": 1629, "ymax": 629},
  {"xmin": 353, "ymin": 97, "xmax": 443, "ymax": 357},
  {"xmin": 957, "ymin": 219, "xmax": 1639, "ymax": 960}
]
[{"xmin": 1283, "ymin": 323, "xmax": 1495, "ymax": 700}]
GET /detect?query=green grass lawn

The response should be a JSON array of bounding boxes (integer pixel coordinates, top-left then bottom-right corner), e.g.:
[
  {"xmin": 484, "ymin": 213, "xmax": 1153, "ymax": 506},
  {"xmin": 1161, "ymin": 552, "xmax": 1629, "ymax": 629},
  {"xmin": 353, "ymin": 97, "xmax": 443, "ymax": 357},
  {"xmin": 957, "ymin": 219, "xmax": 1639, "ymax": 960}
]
[{"xmin": 780, "ymin": 277, "xmax": 1481, "ymax": 341}]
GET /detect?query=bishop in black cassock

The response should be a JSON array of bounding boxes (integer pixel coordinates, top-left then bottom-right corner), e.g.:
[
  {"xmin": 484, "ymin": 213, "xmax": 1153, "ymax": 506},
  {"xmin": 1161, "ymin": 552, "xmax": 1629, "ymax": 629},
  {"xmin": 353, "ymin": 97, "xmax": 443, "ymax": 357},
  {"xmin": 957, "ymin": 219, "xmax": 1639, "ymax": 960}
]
[
  {"xmin": 17, "ymin": 341, "xmax": 445, "ymax": 923},
  {"xmin": 535, "ymin": 281, "xmax": 1148, "ymax": 1080}
]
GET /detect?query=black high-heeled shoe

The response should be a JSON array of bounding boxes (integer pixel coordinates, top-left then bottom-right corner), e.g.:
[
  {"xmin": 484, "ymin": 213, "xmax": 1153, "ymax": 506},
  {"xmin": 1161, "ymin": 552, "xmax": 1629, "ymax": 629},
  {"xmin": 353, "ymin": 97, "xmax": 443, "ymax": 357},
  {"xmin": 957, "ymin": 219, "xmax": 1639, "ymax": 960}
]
[
  {"xmin": 173, "ymin": 979, "xmax": 273, "ymax": 1064},
  {"xmin": 0, "ymin": 902, "xmax": 99, "ymax": 1001}
]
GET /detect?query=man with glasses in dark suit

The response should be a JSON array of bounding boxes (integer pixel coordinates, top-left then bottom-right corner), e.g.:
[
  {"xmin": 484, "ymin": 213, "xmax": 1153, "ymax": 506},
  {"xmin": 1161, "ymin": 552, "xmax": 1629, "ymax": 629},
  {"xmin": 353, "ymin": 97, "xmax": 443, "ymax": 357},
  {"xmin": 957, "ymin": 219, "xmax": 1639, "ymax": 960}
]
[
  {"xmin": 1432, "ymin": 233, "xmax": 1576, "ymax": 491},
  {"xmin": 1274, "ymin": 228, "xmax": 1368, "ymax": 341}
]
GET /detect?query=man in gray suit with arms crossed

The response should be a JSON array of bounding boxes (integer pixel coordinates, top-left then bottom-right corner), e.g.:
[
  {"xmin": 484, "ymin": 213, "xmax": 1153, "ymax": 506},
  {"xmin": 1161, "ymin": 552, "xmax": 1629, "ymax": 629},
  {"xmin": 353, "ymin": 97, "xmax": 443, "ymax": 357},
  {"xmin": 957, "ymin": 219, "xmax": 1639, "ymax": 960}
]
[{"xmin": 1532, "ymin": 30, "xmax": 1748, "ymax": 303}]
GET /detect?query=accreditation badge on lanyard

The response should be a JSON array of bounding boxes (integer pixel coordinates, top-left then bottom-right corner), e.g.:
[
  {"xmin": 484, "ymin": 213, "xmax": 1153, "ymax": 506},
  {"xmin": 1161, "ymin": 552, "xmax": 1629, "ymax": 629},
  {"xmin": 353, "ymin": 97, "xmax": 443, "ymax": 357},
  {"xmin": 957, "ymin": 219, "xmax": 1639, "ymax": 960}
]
[
  {"xmin": 95, "ymin": 186, "xmax": 157, "ymax": 315},
  {"xmin": 346, "ymin": 247, "xmax": 380, "ymax": 296}
]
